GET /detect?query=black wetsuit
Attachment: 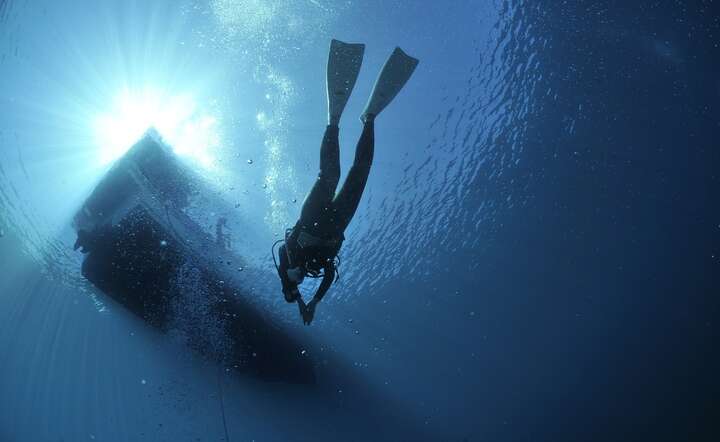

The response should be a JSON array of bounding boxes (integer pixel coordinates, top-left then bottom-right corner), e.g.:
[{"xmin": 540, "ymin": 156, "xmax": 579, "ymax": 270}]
[{"xmin": 278, "ymin": 118, "xmax": 375, "ymax": 302}]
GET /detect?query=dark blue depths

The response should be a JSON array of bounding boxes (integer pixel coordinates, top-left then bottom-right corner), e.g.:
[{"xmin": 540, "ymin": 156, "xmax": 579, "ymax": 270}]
[{"xmin": 0, "ymin": 1, "xmax": 718, "ymax": 441}]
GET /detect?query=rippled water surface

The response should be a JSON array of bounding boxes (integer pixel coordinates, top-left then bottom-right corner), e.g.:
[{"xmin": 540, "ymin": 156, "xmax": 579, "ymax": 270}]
[{"xmin": 1, "ymin": 1, "xmax": 718, "ymax": 441}]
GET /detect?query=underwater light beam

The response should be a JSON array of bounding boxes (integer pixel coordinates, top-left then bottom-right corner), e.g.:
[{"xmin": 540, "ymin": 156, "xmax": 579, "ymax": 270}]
[{"xmin": 93, "ymin": 89, "xmax": 220, "ymax": 168}]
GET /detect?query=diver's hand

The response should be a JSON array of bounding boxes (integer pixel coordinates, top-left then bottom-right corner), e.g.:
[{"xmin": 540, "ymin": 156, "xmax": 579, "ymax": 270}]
[
  {"xmin": 296, "ymin": 297, "xmax": 307, "ymax": 321},
  {"xmin": 284, "ymin": 287, "xmax": 301, "ymax": 303},
  {"xmin": 302, "ymin": 298, "xmax": 318, "ymax": 325},
  {"xmin": 74, "ymin": 230, "xmax": 89, "ymax": 253}
]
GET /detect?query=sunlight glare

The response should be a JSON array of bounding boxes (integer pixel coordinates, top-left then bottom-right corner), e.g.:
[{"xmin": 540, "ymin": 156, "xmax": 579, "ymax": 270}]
[{"xmin": 93, "ymin": 89, "xmax": 220, "ymax": 168}]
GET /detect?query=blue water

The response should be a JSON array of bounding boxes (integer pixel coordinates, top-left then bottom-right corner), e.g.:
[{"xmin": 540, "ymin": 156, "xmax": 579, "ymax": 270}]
[{"xmin": 1, "ymin": 1, "xmax": 718, "ymax": 441}]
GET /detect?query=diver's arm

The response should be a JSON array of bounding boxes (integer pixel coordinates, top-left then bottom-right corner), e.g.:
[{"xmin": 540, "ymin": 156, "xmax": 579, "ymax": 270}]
[
  {"xmin": 300, "ymin": 262, "xmax": 333, "ymax": 325},
  {"xmin": 278, "ymin": 244, "xmax": 299, "ymax": 296},
  {"xmin": 312, "ymin": 262, "xmax": 335, "ymax": 303}
]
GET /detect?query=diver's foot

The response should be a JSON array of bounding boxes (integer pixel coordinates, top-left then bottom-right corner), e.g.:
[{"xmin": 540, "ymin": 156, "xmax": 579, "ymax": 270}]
[
  {"xmin": 327, "ymin": 39, "xmax": 365, "ymax": 127},
  {"xmin": 361, "ymin": 47, "xmax": 418, "ymax": 118}
]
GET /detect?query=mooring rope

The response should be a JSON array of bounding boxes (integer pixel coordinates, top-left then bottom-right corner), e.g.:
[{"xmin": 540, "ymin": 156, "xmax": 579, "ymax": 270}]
[{"xmin": 217, "ymin": 366, "xmax": 231, "ymax": 442}]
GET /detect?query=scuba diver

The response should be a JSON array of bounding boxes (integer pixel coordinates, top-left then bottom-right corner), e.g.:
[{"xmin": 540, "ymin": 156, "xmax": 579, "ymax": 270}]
[{"xmin": 275, "ymin": 39, "xmax": 418, "ymax": 325}]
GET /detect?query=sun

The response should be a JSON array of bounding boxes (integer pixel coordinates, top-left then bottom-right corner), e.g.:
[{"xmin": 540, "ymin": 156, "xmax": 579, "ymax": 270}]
[{"xmin": 93, "ymin": 88, "xmax": 220, "ymax": 168}]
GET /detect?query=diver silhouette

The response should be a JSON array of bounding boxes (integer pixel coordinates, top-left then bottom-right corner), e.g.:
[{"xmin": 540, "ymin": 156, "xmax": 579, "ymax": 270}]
[{"xmin": 274, "ymin": 40, "xmax": 418, "ymax": 325}]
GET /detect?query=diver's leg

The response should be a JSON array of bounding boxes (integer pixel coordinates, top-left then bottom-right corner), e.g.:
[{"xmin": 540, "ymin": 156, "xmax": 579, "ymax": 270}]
[
  {"xmin": 332, "ymin": 117, "xmax": 375, "ymax": 232},
  {"xmin": 299, "ymin": 125, "xmax": 341, "ymax": 226}
]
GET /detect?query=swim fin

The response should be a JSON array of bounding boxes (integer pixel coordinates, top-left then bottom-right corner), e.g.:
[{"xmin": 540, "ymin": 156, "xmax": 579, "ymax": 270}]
[
  {"xmin": 327, "ymin": 39, "xmax": 365, "ymax": 126},
  {"xmin": 361, "ymin": 47, "xmax": 419, "ymax": 121}
]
